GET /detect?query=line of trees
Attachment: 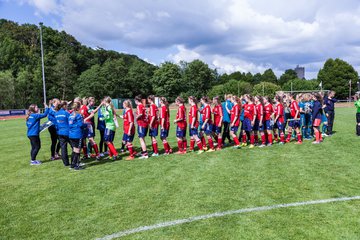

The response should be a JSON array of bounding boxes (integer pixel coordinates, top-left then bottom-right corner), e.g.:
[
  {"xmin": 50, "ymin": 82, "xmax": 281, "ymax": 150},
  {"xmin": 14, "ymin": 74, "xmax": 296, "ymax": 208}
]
[{"xmin": 0, "ymin": 19, "xmax": 358, "ymax": 109}]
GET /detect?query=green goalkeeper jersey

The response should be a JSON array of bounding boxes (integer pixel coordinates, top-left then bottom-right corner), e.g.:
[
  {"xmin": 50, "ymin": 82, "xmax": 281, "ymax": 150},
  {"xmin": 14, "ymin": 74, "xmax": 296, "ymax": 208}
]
[
  {"xmin": 355, "ymin": 99, "xmax": 360, "ymax": 113},
  {"xmin": 102, "ymin": 105, "xmax": 116, "ymax": 131}
]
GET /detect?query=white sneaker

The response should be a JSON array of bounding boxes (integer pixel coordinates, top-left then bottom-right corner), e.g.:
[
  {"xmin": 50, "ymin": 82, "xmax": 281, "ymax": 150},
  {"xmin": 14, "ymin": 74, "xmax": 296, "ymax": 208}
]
[
  {"xmin": 100, "ymin": 153, "xmax": 104, "ymax": 157},
  {"xmin": 139, "ymin": 155, "xmax": 149, "ymax": 159},
  {"xmin": 152, "ymin": 153, "xmax": 159, "ymax": 157}
]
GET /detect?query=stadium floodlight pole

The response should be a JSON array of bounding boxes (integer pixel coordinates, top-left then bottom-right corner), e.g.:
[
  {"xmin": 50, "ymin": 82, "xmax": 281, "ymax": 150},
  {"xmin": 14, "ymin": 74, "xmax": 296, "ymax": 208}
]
[
  {"xmin": 349, "ymin": 79, "xmax": 352, "ymax": 102},
  {"xmin": 39, "ymin": 22, "xmax": 47, "ymax": 104}
]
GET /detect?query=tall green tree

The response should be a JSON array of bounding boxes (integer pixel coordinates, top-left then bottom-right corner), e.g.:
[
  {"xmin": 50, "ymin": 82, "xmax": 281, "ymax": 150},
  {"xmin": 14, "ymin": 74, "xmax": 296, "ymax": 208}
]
[
  {"xmin": 208, "ymin": 80, "xmax": 252, "ymax": 99},
  {"xmin": 261, "ymin": 69, "xmax": 278, "ymax": 84},
  {"xmin": 182, "ymin": 60, "xmax": 215, "ymax": 98},
  {"xmin": 279, "ymin": 69, "xmax": 297, "ymax": 86},
  {"xmin": 252, "ymin": 82, "xmax": 281, "ymax": 98},
  {"xmin": 282, "ymin": 79, "xmax": 320, "ymax": 92},
  {"xmin": 151, "ymin": 62, "xmax": 183, "ymax": 102},
  {"xmin": 318, "ymin": 58, "xmax": 359, "ymax": 99},
  {"xmin": 53, "ymin": 52, "xmax": 77, "ymax": 100},
  {"xmin": 0, "ymin": 71, "xmax": 15, "ymax": 109}
]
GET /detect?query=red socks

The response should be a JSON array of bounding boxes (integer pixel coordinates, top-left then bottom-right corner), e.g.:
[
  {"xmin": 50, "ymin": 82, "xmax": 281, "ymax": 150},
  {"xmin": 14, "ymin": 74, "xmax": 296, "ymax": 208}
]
[
  {"xmin": 177, "ymin": 140, "xmax": 183, "ymax": 152},
  {"xmin": 261, "ymin": 134, "xmax": 266, "ymax": 145},
  {"xmin": 250, "ymin": 135, "xmax": 255, "ymax": 145},
  {"xmin": 152, "ymin": 141, "xmax": 158, "ymax": 154},
  {"xmin": 297, "ymin": 133, "xmax": 302, "ymax": 142},
  {"xmin": 201, "ymin": 136, "xmax": 206, "ymax": 147},
  {"xmin": 107, "ymin": 142, "xmax": 118, "ymax": 157},
  {"xmin": 242, "ymin": 134, "xmax": 247, "ymax": 143},
  {"xmin": 233, "ymin": 137, "xmax": 240, "ymax": 146},
  {"xmin": 93, "ymin": 143, "xmax": 99, "ymax": 155},
  {"xmin": 280, "ymin": 133, "xmax": 285, "ymax": 143},
  {"xmin": 196, "ymin": 140, "xmax": 203, "ymax": 150},
  {"xmin": 183, "ymin": 139, "xmax": 187, "ymax": 152},
  {"xmin": 208, "ymin": 138, "xmax": 214, "ymax": 149},
  {"xmin": 268, "ymin": 134, "xmax": 273, "ymax": 144},
  {"xmin": 127, "ymin": 143, "xmax": 134, "ymax": 156},
  {"xmin": 190, "ymin": 139, "xmax": 195, "ymax": 151},
  {"xmin": 217, "ymin": 137, "xmax": 222, "ymax": 149}
]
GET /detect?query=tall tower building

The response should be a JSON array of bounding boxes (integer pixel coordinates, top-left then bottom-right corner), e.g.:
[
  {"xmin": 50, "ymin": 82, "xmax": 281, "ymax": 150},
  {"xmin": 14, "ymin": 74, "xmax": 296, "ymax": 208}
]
[{"xmin": 294, "ymin": 65, "xmax": 305, "ymax": 79}]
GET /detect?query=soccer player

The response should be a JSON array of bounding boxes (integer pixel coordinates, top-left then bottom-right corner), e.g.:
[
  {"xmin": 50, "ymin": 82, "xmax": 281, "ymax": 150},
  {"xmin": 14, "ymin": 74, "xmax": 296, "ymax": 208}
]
[
  {"xmin": 188, "ymin": 96, "xmax": 204, "ymax": 153},
  {"xmin": 159, "ymin": 97, "xmax": 172, "ymax": 155},
  {"xmin": 47, "ymin": 98, "xmax": 61, "ymax": 160},
  {"xmin": 354, "ymin": 93, "xmax": 360, "ymax": 136},
  {"xmin": 97, "ymin": 100, "xmax": 108, "ymax": 157},
  {"xmin": 274, "ymin": 95, "xmax": 285, "ymax": 144},
  {"xmin": 26, "ymin": 103, "xmax": 49, "ymax": 165},
  {"xmin": 147, "ymin": 95, "xmax": 160, "ymax": 157},
  {"xmin": 200, "ymin": 96, "xmax": 215, "ymax": 152},
  {"xmin": 55, "ymin": 101, "xmax": 70, "ymax": 166},
  {"xmin": 311, "ymin": 93, "xmax": 324, "ymax": 144},
  {"xmin": 212, "ymin": 96, "xmax": 224, "ymax": 150},
  {"xmin": 324, "ymin": 91, "xmax": 337, "ymax": 136},
  {"xmin": 122, "ymin": 100, "xmax": 136, "ymax": 160},
  {"xmin": 174, "ymin": 97, "xmax": 187, "ymax": 154},
  {"xmin": 263, "ymin": 97, "xmax": 274, "ymax": 146},
  {"xmin": 221, "ymin": 94, "xmax": 233, "ymax": 145},
  {"xmin": 229, "ymin": 95, "xmax": 241, "ymax": 148},
  {"xmin": 102, "ymin": 96, "xmax": 119, "ymax": 160},
  {"xmin": 286, "ymin": 94, "xmax": 302, "ymax": 144},
  {"xmin": 254, "ymin": 96, "xmax": 265, "ymax": 147},
  {"xmin": 81, "ymin": 97, "xmax": 101, "ymax": 159},
  {"xmin": 135, "ymin": 95, "xmax": 149, "ymax": 159},
  {"xmin": 68, "ymin": 102, "xmax": 86, "ymax": 170},
  {"xmin": 242, "ymin": 95, "xmax": 257, "ymax": 148}
]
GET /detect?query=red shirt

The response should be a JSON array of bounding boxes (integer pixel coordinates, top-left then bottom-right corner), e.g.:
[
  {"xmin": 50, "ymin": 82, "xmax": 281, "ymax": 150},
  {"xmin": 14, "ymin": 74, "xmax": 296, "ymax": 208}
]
[
  {"xmin": 160, "ymin": 105, "xmax": 170, "ymax": 130},
  {"xmin": 189, "ymin": 105, "xmax": 199, "ymax": 128},
  {"xmin": 124, "ymin": 108, "xmax": 135, "ymax": 135},
  {"xmin": 80, "ymin": 105, "xmax": 91, "ymax": 123},
  {"xmin": 176, "ymin": 105, "xmax": 186, "ymax": 129},
  {"xmin": 212, "ymin": 104, "xmax": 223, "ymax": 126},
  {"xmin": 290, "ymin": 100, "xmax": 300, "ymax": 118},
  {"xmin": 201, "ymin": 105, "xmax": 212, "ymax": 125},
  {"xmin": 263, "ymin": 103, "xmax": 274, "ymax": 121},
  {"xmin": 148, "ymin": 103, "xmax": 159, "ymax": 128},
  {"xmin": 275, "ymin": 103, "xmax": 284, "ymax": 123},
  {"xmin": 256, "ymin": 103, "xmax": 263, "ymax": 121},
  {"xmin": 230, "ymin": 104, "xmax": 240, "ymax": 126},
  {"xmin": 244, "ymin": 103, "xmax": 256, "ymax": 120},
  {"xmin": 136, "ymin": 104, "xmax": 148, "ymax": 127}
]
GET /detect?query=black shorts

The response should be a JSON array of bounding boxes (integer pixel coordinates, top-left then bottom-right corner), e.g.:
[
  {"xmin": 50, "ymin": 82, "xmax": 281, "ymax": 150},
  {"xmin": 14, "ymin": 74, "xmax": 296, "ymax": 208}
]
[{"xmin": 70, "ymin": 138, "xmax": 82, "ymax": 149}]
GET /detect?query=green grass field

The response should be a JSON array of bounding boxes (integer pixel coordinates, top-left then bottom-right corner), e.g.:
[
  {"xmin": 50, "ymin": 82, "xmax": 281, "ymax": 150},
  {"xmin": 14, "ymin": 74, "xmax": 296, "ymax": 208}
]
[{"xmin": 1, "ymin": 107, "xmax": 360, "ymax": 240}]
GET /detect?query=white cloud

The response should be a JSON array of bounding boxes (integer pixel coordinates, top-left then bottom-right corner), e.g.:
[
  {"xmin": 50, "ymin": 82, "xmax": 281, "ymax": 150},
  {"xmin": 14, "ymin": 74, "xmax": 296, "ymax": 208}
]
[{"xmin": 23, "ymin": 0, "xmax": 360, "ymax": 77}]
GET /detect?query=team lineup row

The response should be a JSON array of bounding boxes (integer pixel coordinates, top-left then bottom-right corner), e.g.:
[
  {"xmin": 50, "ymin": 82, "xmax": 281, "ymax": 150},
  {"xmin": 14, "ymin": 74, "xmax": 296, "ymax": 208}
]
[{"xmin": 25, "ymin": 91, "xmax": 337, "ymax": 170}]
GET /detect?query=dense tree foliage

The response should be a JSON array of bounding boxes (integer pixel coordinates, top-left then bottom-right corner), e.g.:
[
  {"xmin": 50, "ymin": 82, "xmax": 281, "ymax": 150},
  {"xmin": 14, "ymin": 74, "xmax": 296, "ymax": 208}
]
[
  {"xmin": 1, "ymin": 19, "xmax": 358, "ymax": 109},
  {"xmin": 318, "ymin": 58, "xmax": 359, "ymax": 99}
]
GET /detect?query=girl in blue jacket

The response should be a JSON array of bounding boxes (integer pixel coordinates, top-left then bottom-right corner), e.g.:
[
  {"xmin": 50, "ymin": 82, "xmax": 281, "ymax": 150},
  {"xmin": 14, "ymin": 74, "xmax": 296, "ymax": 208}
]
[
  {"xmin": 68, "ymin": 102, "xmax": 86, "ymax": 170},
  {"xmin": 26, "ymin": 103, "xmax": 49, "ymax": 165},
  {"xmin": 55, "ymin": 101, "xmax": 70, "ymax": 166}
]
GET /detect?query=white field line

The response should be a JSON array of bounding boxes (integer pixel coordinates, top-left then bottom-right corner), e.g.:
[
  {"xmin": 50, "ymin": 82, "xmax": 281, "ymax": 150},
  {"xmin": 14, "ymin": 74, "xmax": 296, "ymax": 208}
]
[{"xmin": 96, "ymin": 196, "xmax": 360, "ymax": 240}]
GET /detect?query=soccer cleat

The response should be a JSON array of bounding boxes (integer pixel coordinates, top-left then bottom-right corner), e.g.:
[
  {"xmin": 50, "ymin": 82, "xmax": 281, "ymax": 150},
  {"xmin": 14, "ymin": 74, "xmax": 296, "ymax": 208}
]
[
  {"xmin": 266, "ymin": 143, "xmax": 272, "ymax": 147},
  {"xmin": 216, "ymin": 147, "xmax": 222, "ymax": 151},
  {"xmin": 233, "ymin": 145, "xmax": 241, "ymax": 149},
  {"xmin": 152, "ymin": 153, "xmax": 159, "ymax": 157},
  {"xmin": 279, "ymin": 142, "xmax": 284, "ymax": 145},
  {"xmin": 163, "ymin": 152, "xmax": 170, "ymax": 156},
  {"xmin": 295, "ymin": 141, "xmax": 302, "ymax": 145},
  {"xmin": 285, "ymin": 139, "xmax": 290, "ymax": 143},
  {"xmin": 203, "ymin": 147, "xmax": 208, "ymax": 151},
  {"xmin": 312, "ymin": 141, "xmax": 321, "ymax": 144},
  {"xmin": 96, "ymin": 155, "xmax": 101, "ymax": 161},
  {"xmin": 100, "ymin": 153, "xmax": 105, "ymax": 157},
  {"xmin": 169, "ymin": 148, "xmax": 173, "ymax": 154},
  {"xmin": 138, "ymin": 155, "xmax": 149, "ymax": 159},
  {"xmin": 90, "ymin": 154, "xmax": 97, "ymax": 158},
  {"xmin": 207, "ymin": 148, "xmax": 216, "ymax": 152},
  {"xmin": 30, "ymin": 160, "xmax": 42, "ymax": 165},
  {"xmin": 241, "ymin": 143, "xmax": 248, "ymax": 147},
  {"xmin": 74, "ymin": 166, "xmax": 85, "ymax": 171},
  {"xmin": 248, "ymin": 144, "xmax": 255, "ymax": 149},
  {"xmin": 125, "ymin": 156, "xmax": 135, "ymax": 161},
  {"xmin": 197, "ymin": 150, "xmax": 204, "ymax": 154},
  {"xmin": 258, "ymin": 144, "xmax": 266, "ymax": 148}
]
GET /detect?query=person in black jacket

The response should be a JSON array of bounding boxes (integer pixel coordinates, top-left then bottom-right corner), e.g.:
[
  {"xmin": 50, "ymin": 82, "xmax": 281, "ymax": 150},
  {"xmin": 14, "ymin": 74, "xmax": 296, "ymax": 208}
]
[{"xmin": 324, "ymin": 91, "xmax": 337, "ymax": 136}]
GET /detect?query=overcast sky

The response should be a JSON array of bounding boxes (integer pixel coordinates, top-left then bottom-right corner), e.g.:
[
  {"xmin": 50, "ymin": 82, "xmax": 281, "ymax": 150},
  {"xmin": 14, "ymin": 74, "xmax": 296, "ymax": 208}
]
[{"xmin": 1, "ymin": 0, "xmax": 360, "ymax": 79}]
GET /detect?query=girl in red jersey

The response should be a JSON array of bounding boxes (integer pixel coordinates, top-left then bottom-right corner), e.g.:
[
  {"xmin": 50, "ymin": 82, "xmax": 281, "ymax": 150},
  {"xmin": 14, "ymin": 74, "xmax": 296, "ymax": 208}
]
[
  {"xmin": 254, "ymin": 96, "xmax": 265, "ymax": 147},
  {"xmin": 174, "ymin": 97, "xmax": 187, "ymax": 154},
  {"xmin": 274, "ymin": 95, "xmax": 286, "ymax": 144},
  {"xmin": 159, "ymin": 97, "xmax": 172, "ymax": 155},
  {"xmin": 286, "ymin": 94, "xmax": 302, "ymax": 144},
  {"xmin": 200, "ymin": 96, "xmax": 215, "ymax": 152},
  {"xmin": 242, "ymin": 95, "xmax": 257, "ymax": 148},
  {"xmin": 147, "ymin": 95, "xmax": 160, "ymax": 157},
  {"xmin": 212, "ymin": 96, "xmax": 224, "ymax": 150},
  {"xmin": 263, "ymin": 97, "xmax": 274, "ymax": 146},
  {"xmin": 122, "ymin": 100, "xmax": 136, "ymax": 160},
  {"xmin": 135, "ymin": 95, "xmax": 149, "ymax": 159},
  {"xmin": 230, "ymin": 95, "xmax": 242, "ymax": 148},
  {"xmin": 188, "ymin": 96, "xmax": 204, "ymax": 153}
]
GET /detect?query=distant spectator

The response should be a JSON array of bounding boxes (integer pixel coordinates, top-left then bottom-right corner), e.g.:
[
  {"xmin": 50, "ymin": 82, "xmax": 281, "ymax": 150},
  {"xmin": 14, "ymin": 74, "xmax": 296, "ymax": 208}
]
[
  {"xmin": 324, "ymin": 91, "xmax": 337, "ymax": 135},
  {"xmin": 355, "ymin": 94, "xmax": 360, "ymax": 136}
]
